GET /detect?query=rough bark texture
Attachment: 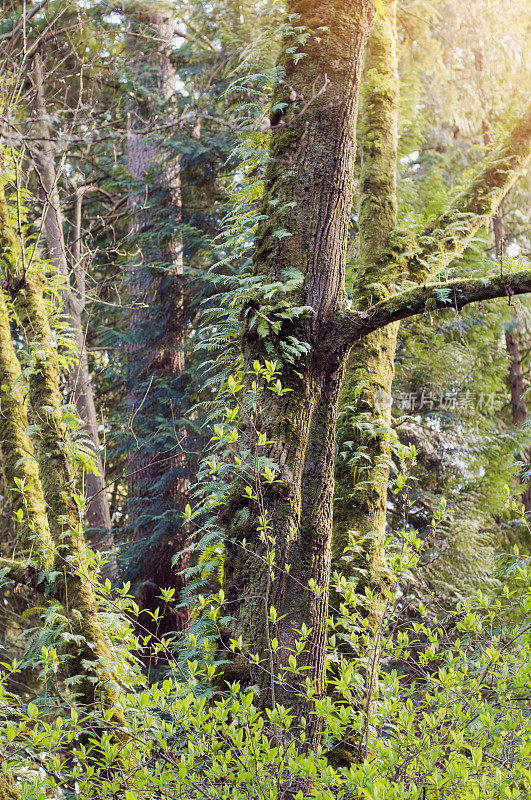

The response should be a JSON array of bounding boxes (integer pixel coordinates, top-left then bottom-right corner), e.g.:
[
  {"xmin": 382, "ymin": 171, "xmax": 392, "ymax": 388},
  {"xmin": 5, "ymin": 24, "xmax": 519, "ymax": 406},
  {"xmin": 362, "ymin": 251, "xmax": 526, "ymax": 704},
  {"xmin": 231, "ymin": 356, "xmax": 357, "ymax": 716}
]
[
  {"xmin": 0, "ymin": 186, "xmax": 122, "ymax": 717},
  {"xmin": 125, "ymin": 2, "xmax": 189, "ymax": 638},
  {"xmin": 505, "ymin": 327, "xmax": 531, "ymax": 512},
  {"xmin": 0, "ymin": 289, "xmax": 54, "ymax": 565},
  {"xmin": 333, "ymin": 0, "xmax": 398, "ymax": 620},
  {"xmin": 222, "ymin": 0, "xmax": 375, "ymax": 757},
  {"xmin": 29, "ymin": 52, "xmax": 114, "ymax": 571}
]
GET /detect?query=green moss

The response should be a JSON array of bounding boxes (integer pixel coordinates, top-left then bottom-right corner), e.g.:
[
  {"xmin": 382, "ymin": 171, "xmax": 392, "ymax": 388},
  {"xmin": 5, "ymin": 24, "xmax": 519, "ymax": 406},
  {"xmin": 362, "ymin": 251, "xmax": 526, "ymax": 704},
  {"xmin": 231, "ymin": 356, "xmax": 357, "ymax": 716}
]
[
  {"xmin": 0, "ymin": 775, "xmax": 17, "ymax": 800},
  {"xmin": 270, "ymin": 126, "xmax": 303, "ymax": 158},
  {"xmin": 424, "ymin": 296, "xmax": 437, "ymax": 313},
  {"xmin": 325, "ymin": 742, "xmax": 359, "ymax": 768},
  {"xmin": 0, "ymin": 187, "xmax": 122, "ymax": 721}
]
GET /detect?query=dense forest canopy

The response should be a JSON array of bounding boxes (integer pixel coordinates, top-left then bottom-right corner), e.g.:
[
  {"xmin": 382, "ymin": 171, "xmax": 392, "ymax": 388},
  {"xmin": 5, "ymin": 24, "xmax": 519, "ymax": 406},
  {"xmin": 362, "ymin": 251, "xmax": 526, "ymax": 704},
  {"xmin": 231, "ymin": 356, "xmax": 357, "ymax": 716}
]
[{"xmin": 0, "ymin": 1, "xmax": 530, "ymax": 798}]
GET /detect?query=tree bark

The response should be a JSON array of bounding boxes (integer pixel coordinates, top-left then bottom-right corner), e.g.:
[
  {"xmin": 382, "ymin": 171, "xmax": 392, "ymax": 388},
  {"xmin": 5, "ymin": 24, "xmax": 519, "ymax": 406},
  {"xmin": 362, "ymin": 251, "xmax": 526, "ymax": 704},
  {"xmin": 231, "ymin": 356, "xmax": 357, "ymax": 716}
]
[
  {"xmin": 222, "ymin": 0, "xmax": 376, "ymax": 758},
  {"xmin": 29, "ymin": 52, "xmax": 115, "ymax": 573},
  {"xmin": 0, "ymin": 289, "xmax": 54, "ymax": 566},
  {"xmin": 0, "ymin": 185, "xmax": 122, "ymax": 717},
  {"xmin": 506, "ymin": 327, "xmax": 527, "ymax": 420},
  {"xmin": 505, "ymin": 327, "xmax": 531, "ymax": 512},
  {"xmin": 333, "ymin": 0, "xmax": 399, "ymax": 623},
  {"xmin": 125, "ymin": 3, "xmax": 189, "ymax": 638}
]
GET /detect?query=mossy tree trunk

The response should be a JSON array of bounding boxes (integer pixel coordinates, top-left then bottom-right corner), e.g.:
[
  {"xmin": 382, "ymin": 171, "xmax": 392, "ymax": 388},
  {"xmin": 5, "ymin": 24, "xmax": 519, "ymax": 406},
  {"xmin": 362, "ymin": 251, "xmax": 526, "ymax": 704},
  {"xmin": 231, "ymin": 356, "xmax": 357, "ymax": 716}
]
[
  {"xmin": 0, "ymin": 289, "xmax": 54, "ymax": 567},
  {"xmin": 0, "ymin": 185, "xmax": 122, "ymax": 718},
  {"xmin": 29, "ymin": 51, "xmax": 115, "ymax": 573},
  {"xmin": 333, "ymin": 0, "xmax": 399, "ymax": 626},
  {"xmin": 222, "ymin": 0, "xmax": 376, "ymax": 754}
]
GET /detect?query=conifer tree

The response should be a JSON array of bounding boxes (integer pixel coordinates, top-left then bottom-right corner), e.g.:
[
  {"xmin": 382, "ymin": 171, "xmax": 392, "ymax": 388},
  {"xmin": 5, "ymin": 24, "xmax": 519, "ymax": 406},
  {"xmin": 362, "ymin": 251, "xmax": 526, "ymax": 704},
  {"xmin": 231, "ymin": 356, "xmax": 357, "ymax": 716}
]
[{"xmin": 124, "ymin": 0, "xmax": 189, "ymax": 634}]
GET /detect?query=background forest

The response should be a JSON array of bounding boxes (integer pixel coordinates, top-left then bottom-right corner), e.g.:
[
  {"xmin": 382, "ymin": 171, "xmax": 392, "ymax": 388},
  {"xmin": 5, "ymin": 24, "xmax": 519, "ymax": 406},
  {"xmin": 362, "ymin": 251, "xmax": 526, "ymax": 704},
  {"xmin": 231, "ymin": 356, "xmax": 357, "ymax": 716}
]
[{"xmin": 0, "ymin": 1, "xmax": 530, "ymax": 798}]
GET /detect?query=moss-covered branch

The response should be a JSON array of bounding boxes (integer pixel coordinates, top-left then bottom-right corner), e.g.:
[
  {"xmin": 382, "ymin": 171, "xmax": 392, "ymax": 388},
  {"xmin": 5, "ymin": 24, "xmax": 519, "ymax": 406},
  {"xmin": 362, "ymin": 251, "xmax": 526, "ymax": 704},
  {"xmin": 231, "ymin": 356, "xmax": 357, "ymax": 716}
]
[
  {"xmin": 337, "ymin": 270, "xmax": 531, "ymax": 348},
  {"xmin": 409, "ymin": 104, "xmax": 531, "ymax": 279},
  {"xmin": 0, "ymin": 556, "xmax": 37, "ymax": 585}
]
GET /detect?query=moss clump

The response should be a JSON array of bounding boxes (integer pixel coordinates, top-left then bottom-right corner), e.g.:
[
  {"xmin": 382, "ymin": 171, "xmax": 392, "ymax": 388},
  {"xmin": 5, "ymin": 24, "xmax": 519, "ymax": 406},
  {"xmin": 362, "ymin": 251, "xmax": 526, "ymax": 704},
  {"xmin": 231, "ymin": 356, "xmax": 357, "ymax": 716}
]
[
  {"xmin": 270, "ymin": 126, "xmax": 303, "ymax": 158},
  {"xmin": 0, "ymin": 775, "xmax": 17, "ymax": 800}
]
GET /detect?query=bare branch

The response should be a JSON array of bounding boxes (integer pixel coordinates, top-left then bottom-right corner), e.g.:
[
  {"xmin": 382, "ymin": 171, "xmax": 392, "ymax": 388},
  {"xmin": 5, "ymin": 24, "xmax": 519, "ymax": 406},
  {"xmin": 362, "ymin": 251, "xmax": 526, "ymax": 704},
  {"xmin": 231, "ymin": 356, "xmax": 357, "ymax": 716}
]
[{"xmin": 0, "ymin": 0, "xmax": 50, "ymax": 42}]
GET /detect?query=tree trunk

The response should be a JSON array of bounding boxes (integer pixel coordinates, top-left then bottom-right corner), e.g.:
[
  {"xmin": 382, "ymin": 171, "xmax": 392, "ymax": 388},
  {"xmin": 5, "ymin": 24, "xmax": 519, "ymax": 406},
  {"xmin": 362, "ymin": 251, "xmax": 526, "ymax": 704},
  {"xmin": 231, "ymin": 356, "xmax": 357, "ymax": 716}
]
[
  {"xmin": 333, "ymin": 0, "xmax": 399, "ymax": 619},
  {"xmin": 29, "ymin": 52, "xmax": 115, "ymax": 573},
  {"xmin": 222, "ymin": 0, "xmax": 375, "ymax": 757},
  {"xmin": 0, "ymin": 185, "xmax": 122, "ymax": 717},
  {"xmin": 0, "ymin": 289, "xmax": 54, "ymax": 566},
  {"xmin": 125, "ymin": 3, "xmax": 189, "ymax": 638},
  {"xmin": 505, "ymin": 327, "xmax": 531, "ymax": 512}
]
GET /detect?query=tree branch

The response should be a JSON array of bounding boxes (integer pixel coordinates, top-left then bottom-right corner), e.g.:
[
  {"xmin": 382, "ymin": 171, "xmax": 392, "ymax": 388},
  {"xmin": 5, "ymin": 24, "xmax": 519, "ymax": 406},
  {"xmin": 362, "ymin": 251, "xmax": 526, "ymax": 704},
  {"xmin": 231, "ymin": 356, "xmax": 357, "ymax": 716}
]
[
  {"xmin": 337, "ymin": 270, "xmax": 531, "ymax": 349},
  {"xmin": 408, "ymin": 105, "xmax": 531, "ymax": 279},
  {"xmin": 0, "ymin": 557, "xmax": 37, "ymax": 585},
  {"xmin": 0, "ymin": 0, "xmax": 50, "ymax": 41}
]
